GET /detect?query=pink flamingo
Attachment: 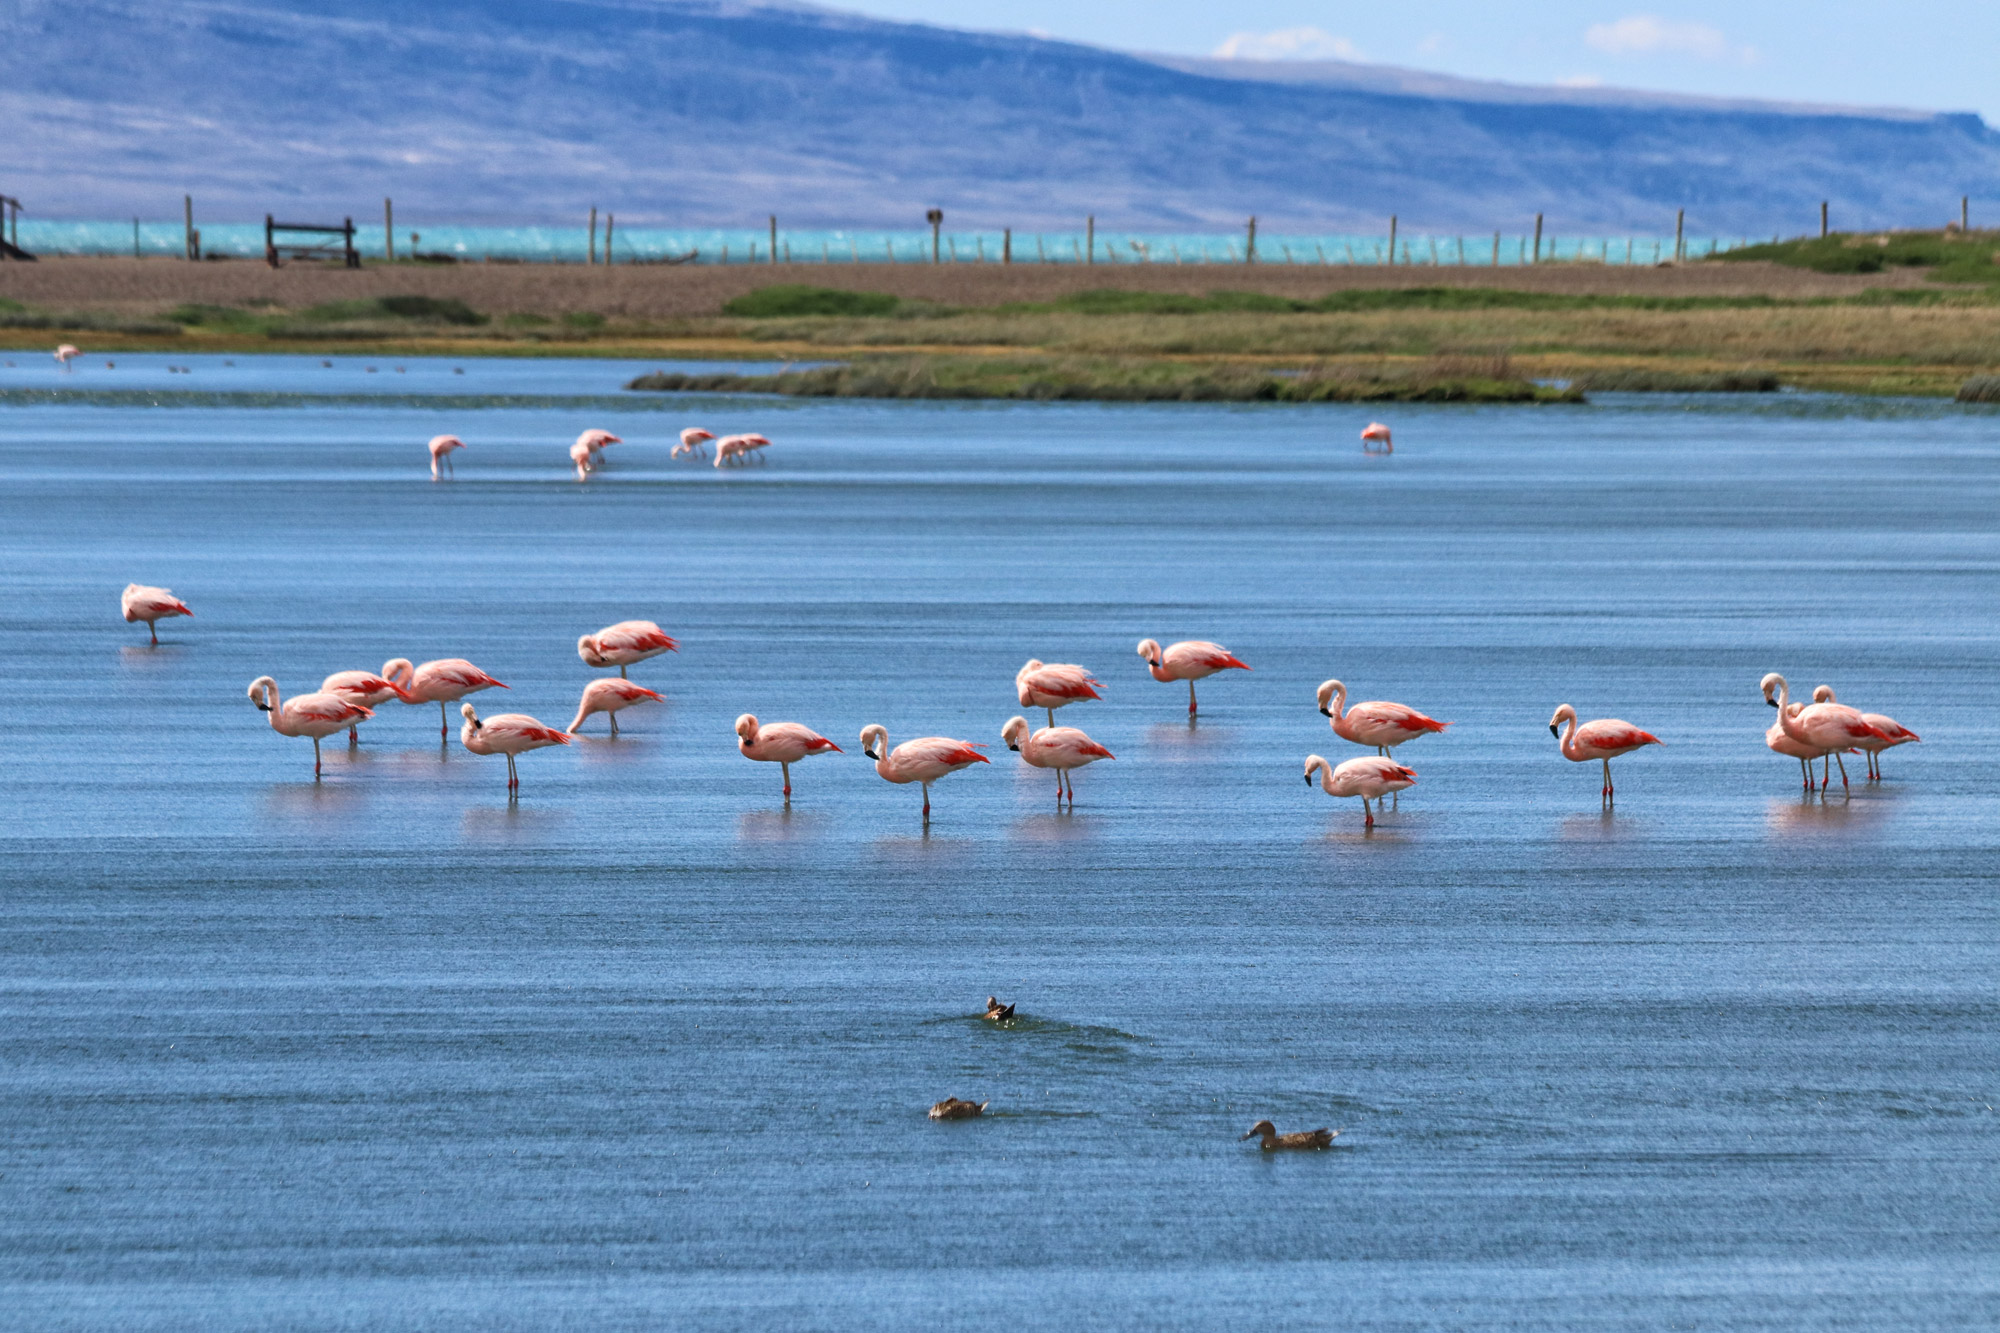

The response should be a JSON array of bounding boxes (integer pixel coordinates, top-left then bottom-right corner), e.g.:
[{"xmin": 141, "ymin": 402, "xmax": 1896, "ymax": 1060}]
[
  {"xmin": 576, "ymin": 428, "xmax": 622, "ymax": 456},
  {"xmin": 121, "ymin": 583, "xmax": 192, "ymax": 645},
  {"xmin": 1812, "ymin": 685, "xmax": 1918, "ymax": 780},
  {"xmin": 383, "ymin": 658, "xmax": 509, "ymax": 737},
  {"xmin": 673, "ymin": 428, "xmax": 716, "ymax": 460},
  {"xmin": 569, "ymin": 440, "xmax": 598, "ymax": 482},
  {"xmin": 714, "ymin": 433, "xmax": 771, "ymax": 467},
  {"xmin": 459, "ymin": 702, "xmax": 570, "ymax": 791},
  {"xmin": 1001, "ymin": 716, "xmax": 1113, "ymax": 806},
  {"xmin": 1360, "ymin": 422, "xmax": 1392, "ymax": 453},
  {"xmin": 1304, "ymin": 753, "xmax": 1415, "ymax": 828},
  {"xmin": 1760, "ymin": 674, "xmax": 1890, "ymax": 791},
  {"xmin": 1016, "ymin": 659, "xmax": 1102, "ymax": 727},
  {"xmin": 860, "ymin": 724, "xmax": 988, "ymax": 820},
  {"xmin": 1136, "ymin": 638, "xmax": 1250, "ymax": 715},
  {"xmin": 736, "ymin": 714, "xmax": 842, "ymax": 798},
  {"xmin": 577, "ymin": 620, "xmax": 678, "ymax": 677},
  {"xmin": 568, "ymin": 678, "xmax": 663, "ymax": 736},
  {"xmin": 1767, "ymin": 701, "xmax": 1823, "ymax": 792},
  {"xmin": 428, "ymin": 434, "xmax": 465, "ymax": 479},
  {"xmin": 55, "ymin": 344, "xmax": 80, "ymax": 370},
  {"xmin": 321, "ymin": 665, "xmax": 416, "ymax": 744},
  {"xmin": 1316, "ymin": 679, "xmax": 1449, "ymax": 755},
  {"xmin": 246, "ymin": 676, "xmax": 372, "ymax": 778},
  {"xmin": 1548, "ymin": 704, "xmax": 1661, "ymax": 802}
]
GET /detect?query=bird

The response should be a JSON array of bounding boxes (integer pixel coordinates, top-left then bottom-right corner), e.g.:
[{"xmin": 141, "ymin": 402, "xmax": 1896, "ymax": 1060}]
[
  {"xmin": 1304, "ymin": 753, "xmax": 1416, "ymax": 828},
  {"xmin": 1766, "ymin": 700, "xmax": 1824, "ymax": 792},
  {"xmin": 459, "ymin": 702, "xmax": 570, "ymax": 791},
  {"xmin": 427, "ymin": 434, "xmax": 465, "ymax": 479},
  {"xmin": 1759, "ymin": 674, "xmax": 1890, "ymax": 791},
  {"xmin": 983, "ymin": 996, "xmax": 1015, "ymax": 1022},
  {"xmin": 320, "ymin": 667, "xmax": 416, "ymax": 745},
  {"xmin": 1001, "ymin": 715, "xmax": 1114, "ymax": 805},
  {"xmin": 54, "ymin": 344, "xmax": 79, "ymax": 369},
  {"xmin": 860, "ymin": 725, "xmax": 989, "ymax": 820},
  {"xmin": 1240, "ymin": 1120, "xmax": 1338, "ymax": 1151},
  {"xmin": 714, "ymin": 433, "xmax": 771, "ymax": 467},
  {"xmin": 1548, "ymin": 704, "xmax": 1661, "ymax": 802},
  {"xmin": 1360, "ymin": 422, "xmax": 1392, "ymax": 453},
  {"xmin": 1135, "ymin": 639, "xmax": 1250, "ymax": 715},
  {"xmin": 735, "ymin": 714, "xmax": 842, "ymax": 799},
  {"xmin": 673, "ymin": 427, "xmax": 715, "ymax": 460},
  {"xmin": 1811, "ymin": 684, "xmax": 1919, "ymax": 781},
  {"xmin": 929, "ymin": 1097, "xmax": 987, "ymax": 1120},
  {"xmin": 120, "ymin": 583, "xmax": 192, "ymax": 645},
  {"xmin": 568, "ymin": 678, "xmax": 663, "ymax": 736},
  {"xmin": 1015, "ymin": 659, "xmax": 1102, "ymax": 727},
  {"xmin": 246, "ymin": 676, "xmax": 372, "ymax": 778},
  {"xmin": 568, "ymin": 439, "xmax": 597, "ymax": 482},
  {"xmin": 1316, "ymin": 680, "xmax": 1449, "ymax": 756},
  {"xmin": 577, "ymin": 620, "xmax": 678, "ymax": 678},
  {"xmin": 576, "ymin": 428, "xmax": 622, "ymax": 457},
  {"xmin": 382, "ymin": 658, "xmax": 509, "ymax": 737}
]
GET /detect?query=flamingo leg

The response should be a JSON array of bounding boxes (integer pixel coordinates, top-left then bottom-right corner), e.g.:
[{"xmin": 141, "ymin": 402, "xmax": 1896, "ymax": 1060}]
[
  {"xmin": 1602, "ymin": 757, "xmax": 1613, "ymax": 801},
  {"xmin": 1835, "ymin": 752, "xmax": 1850, "ymax": 790},
  {"xmin": 507, "ymin": 753, "xmax": 518, "ymax": 789},
  {"xmin": 1820, "ymin": 754, "xmax": 1830, "ymax": 791},
  {"xmin": 1188, "ymin": 680, "xmax": 1197, "ymax": 715},
  {"xmin": 148, "ymin": 621, "xmax": 159, "ymax": 645},
  {"xmin": 439, "ymin": 701, "xmax": 449, "ymax": 737},
  {"xmin": 782, "ymin": 761, "xmax": 791, "ymax": 799},
  {"xmin": 921, "ymin": 783, "xmax": 932, "ymax": 821},
  {"xmin": 1362, "ymin": 797, "xmax": 1374, "ymax": 828},
  {"xmin": 1046, "ymin": 707, "xmax": 1055, "ymax": 728},
  {"xmin": 608, "ymin": 712, "xmax": 618, "ymax": 736},
  {"xmin": 619, "ymin": 665, "xmax": 628, "ymax": 679},
  {"xmin": 313, "ymin": 736, "xmax": 322, "ymax": 778}
]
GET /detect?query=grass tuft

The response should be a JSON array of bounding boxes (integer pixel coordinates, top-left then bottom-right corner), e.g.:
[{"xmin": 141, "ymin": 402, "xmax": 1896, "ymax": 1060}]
[{"xmin": 722, "ymin": 285, "xmax": 901, "ymax": 317}]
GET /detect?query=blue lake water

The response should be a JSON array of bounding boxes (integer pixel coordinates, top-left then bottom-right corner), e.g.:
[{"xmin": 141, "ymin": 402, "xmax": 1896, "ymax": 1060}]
[{"xmin": 0, "ymin": 358, "xmax": 1996, "ymax": 1330}]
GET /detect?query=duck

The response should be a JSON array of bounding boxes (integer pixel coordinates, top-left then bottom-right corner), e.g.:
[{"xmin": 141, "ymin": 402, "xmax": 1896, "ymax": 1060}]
[
  {"xmin": 1239, "ymin": 1120, "xmax": 1337, "ymax": 1151},
  {"xmin": 929, "ymin": 1097, "xmax": 988, "ymax": 1121},
  {"xmin": 983, "ymin": 996, "xmax": 1015, "ymax": 1023}
]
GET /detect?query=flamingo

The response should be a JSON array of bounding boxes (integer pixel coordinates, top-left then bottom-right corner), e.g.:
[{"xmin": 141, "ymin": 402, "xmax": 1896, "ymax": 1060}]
[
  {"xmin": 569, "ymin": 440, "xmax": 598, "ymax": 482},
  {"xmin": 568, "ymin": 678, "xmax": 663, "ymax": 736},
  {"xmin": 1767, "ymin": 700, "xmax": 1823, "ymax": 792},
  {"xmin": 120, "ymin": 583, "xmax": 192, "ymax": 644},
  {"xmin": 459, "ymin": 702, "xmax": 570, "ymax": 791},
  {"xmin": 54, "ymin": 344, "xmax": 79, "ymax": 370},
  {"xmin": 1136, "ymin": 639, "xmax": 1250, "ymax": 715},
  {"xmin": 736, "ymin": 714, "xmax": 842, "ymax": 798},
  {"xmin": 321, "ymin": 666, "xmax": 415, "ymax": 744},
  {"xmin": 1304, "ymin": 753, "xmax": 1415, "ymax": 828},
  {"xmin": 428, "ymin": 434, "xmax": 465, "ymax": 479},
  {"xmin": 860, "ymin": 724, "xmax": 988, "ymax": 820},
  {"xmin": 1812, "ymin": 684, "xmax": 1919, "ymax": 780},
  {"xmin": 714, "ymin": 433, "xmax": 771, "ymax": 467},
  {"xmin": 246, "ymin": 676, "xmax": 372, "ymax": 778},
  {"xmin": 1316, "ymin": 680, "xmax": 1449, "ymax": 755},
  {"xmin": 1001, "ymin": 715, "xmax": 1114, "ymax": 806},
  {"xmin": 1360, "ymin": 422, "xmax": 1392, "ymax": 453},
  {"xmin": 577, "ymin": 620, "xmax": 678, "ymax": 678},
  {"xmin": 673, "ymin": 428, "xmax": 716, "ymax": 460},
  {"xmin": 576, "ymin": 428, "xmax": 622, "ymax": 457},
  {"xmin": 382, "ymin": 658, "xmax": 509, "ymax": 736},
  {"xmin": 1548, "ymin": 704, "xmax": 1661, "ymax": 802},
  {"xmin": 1016, "ymin": 659, "xmax": 1102, "ymax": 727},
  {"xmin": 1760, "ymin": 674, "xmax": 1891, "ymax": 791}
]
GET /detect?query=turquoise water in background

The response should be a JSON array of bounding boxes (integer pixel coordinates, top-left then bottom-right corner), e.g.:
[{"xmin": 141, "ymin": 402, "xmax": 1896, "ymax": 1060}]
[{"xmin": 0, "ymin": 357, "xmax": 1996, "ymax": 1329}]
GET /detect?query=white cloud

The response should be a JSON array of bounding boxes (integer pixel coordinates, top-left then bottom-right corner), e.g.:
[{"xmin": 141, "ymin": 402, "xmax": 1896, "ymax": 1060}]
[
  {"xmin": 1555, "ymin": 74, "xmax": 1605, "ymax": 87},
  {"xmin": 1213, "ymin": 27, "xmax": 1361, "ymax": 61},
  {"xmin": 1584, "ymin": 14, "xmax": 1756, "ymax": 63}
]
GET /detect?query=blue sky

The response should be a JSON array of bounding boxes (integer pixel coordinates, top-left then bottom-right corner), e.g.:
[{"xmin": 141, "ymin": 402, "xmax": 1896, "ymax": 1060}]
[{"xmin": 831, "ymin": 2, "xmax": 2000, "ymax": 120}]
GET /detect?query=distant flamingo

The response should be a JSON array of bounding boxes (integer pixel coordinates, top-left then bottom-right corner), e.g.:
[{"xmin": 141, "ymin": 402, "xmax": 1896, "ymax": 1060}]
[
  {"xmin": 673, "ymin": 428, "xmax": 716, "ymax": 460},
  {"xmin": 54, "ymin": 344, "xmax": 79, "ymax": 370},
  {"xmin": 428, "ymin": 434, "xmax": 465, "ymax": 479},
  {"xmin": 460, "ymin": 702, "xmax": 570, "ymax": 791},
  {"xmin": 577, "ymin": 620, "xmax": 678, "ymax": 678},
  {"xmin": 569, "ymin": 440, "xmax": 597, "ymax": 482},
  {"xmin": 383, "ymin": 658, "xmax": 509, "ymax": 736},
  {"xmin": 568, "ymin": 678, "xmax": 663, "ymax": 736},
  {"xmin": 120, "ymin": 583, "xmax": 192, "ymax": 645},
  {"xmin": 1304, "ymin": 753, "xmax": 1416, "ymax": 828},
  {"xmin": 1812, "ymin": 684, "xmax": 1919, "ymax": 780},
  {"xmin": 1360, "ymin": 422, "xmax": 1392, "ymax": 453},
  {"xmin": 1548, "ymin": 704, "xmax": 1661, "ymax": 802},
  {"xmin": 1016, "ymin": 659, "xmax": 1102, "ymax": 727},
  {"xmin": 576, "ymin": 429, "xmax": 622, "ymax": 456},
  {"xmin": 247, "ymin": 676, "xmax": 372, "ymax": 778},
  {"xmin": 1766, "ymin": 701, "xmax": 1823, "ymax": 792},
  {"xmin": 1760, "ymin": 674, "xmax": 1890, "ymax": 791},
  {"xmin": 1316, "ymin": 680, "xmax": 1449, "ymax": 755},
  {"xmin": 736, "ymin": 714, "xmax": 842, "ymax": 798},
  {"xmin": 1136, "ymin": 639, "xmax": 1250, "ymax": 715},
  {"xmin": 1001, "ymin": 716, "xmax": 1114, "ymax": 805},
  {"xmin": 714, "ymin": 433, "xmax": 771, "ymax": 467},
  {"xmin": 860, "ymin": 724, "xmax": 988, "ymax": 820},
  {"xmin": 321, "ymin": 666, "xmax": 415, "ymax": 744}
]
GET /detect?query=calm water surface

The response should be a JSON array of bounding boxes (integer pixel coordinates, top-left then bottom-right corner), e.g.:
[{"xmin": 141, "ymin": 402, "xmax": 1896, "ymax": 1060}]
[{"xmin": 1, "ymin": 357, "xmax": 1997, "ymax": 1330}]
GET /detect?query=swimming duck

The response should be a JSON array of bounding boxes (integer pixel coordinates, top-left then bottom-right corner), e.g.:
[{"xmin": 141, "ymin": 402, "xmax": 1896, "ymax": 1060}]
[
  {"xmin": 929, "ymin": 1097, "xmax": 988, "ymax": 1120},
  {"xmin": 1240, "ymin": 1120, "xmax": 1337, "ymax": 1151},
  {"xmin": 983, "ymin": 996, "xmax": 1016, "ymax": 1023}
]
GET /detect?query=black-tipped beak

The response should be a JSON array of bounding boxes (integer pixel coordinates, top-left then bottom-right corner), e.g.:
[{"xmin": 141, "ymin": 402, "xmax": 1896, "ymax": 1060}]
[
  {"xmin": 1007, "ymin": 743, "xmax": 1019, "ymax": 752},
  {"xmin": 256, "ymin": 703, "xmax": 271, "ymax": 712},
  {"xmin": 1766, "ymin": 697, "xmax": 1779, "ymax": 709},
  {"xmin": 1302, "ymin": 772, "xmax": 1312, "ymax": 784},
  {"xmin": 1318, "ymin": 707, "xmax": 1331, "ymax": 717},
  {"xmin": 1548, "ymin": 723, "xmax": 1559, "ymax": 737}
]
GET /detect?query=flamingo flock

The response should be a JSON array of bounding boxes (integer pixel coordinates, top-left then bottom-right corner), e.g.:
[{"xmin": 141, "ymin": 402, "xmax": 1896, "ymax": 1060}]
[{"xmin": 423, "ymin": 425, "xmax": 777, "ymax": 482}]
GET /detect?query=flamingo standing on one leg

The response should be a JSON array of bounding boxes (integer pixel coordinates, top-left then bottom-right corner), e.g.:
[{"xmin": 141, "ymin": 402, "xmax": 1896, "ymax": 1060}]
[
  {"xmin": 568, "ymin": 678, "xmax": 663, "ymax": 736},
  {"xmin": 1548, "ymin": 704, "xmax": 1661, "ymax": 803},
  {"xmin": 1016, "ymin": 659, "xmax": 1102, "ymax": 728},
  {"xmin": 460, "ymin": 702, "xmax": 570, "ymax": 792},
  {"xmin": 1360, "ymin": 422, "xmax": 1392, "ymax": 453},
  {"xmin": 736, "ymin": 714, "xmax": 842, "ymax": 799},
  {"xmin": 383, "ymin": 658, "xmax": 509, "ymax": 737},
  {"xmin": 673, "ymin": 428, "xmax": 716, "ymax": 461},
  {"xmin": 1304, "ymin": 753, "xmax": 1415, "ymax": 828},
  {"xmin": 577, "ymin": 620, "xmax": 678, "ymax": 678},
  {"xmin": 247, "ymin": 676, "xmax": 372, "ymax": 778},
  {"xmin": 1760, "ymin": 674, "xmax": 1891, "ymax": 791},
  {"xmin": 1136, "ymin": 639, "xmax": 1250, "ymax": 715},
  {"xmin": 860, "ymin": 724, "xmax": 988, "ymax": 821},
  {"xmin": 1812, "ymin": 684, "xmax": 1919, "ymax": 780},
  {"xmin": 714, "ymin": 433, "xmax": 771, "ymax": 467},
  {"xmin": 428, "ymin": 434, "xmax": 465, "ymax": 479},
  {"xmin": 321, "ymin": 666, "xmax": 416, "ymax": 744},
  {"xmin": 1001, "ymin": 716, "xmax": 1113, "ymax": 806},
  {"xmin": 55, "ymin": 344, "xmax": 80, "ymax": 370},
  {"xmin": 1766, "ymin": 700, "xmax": 1823, "ymax": 792},
  {"xmin": 121, "ymin": 583, "xmax": 193, "ymax": 645},
  {"xmin": 1316, "ymin": 680, "xmax": 1449, "ymax": 756}
]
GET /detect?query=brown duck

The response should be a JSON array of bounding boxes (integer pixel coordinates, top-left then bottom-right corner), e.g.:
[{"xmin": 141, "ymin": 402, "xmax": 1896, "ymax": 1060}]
[
  {"xmin": 983, "ymin": 996, "xmax": 1015, "ymax": 1022},
  {"xmin": 1240, "ymin": 1120, "xmax": 1337, "ymax": 1151},
  {"xmin": 930, "ymin": 1097, "xmax": 988, "ymax": 1120}
]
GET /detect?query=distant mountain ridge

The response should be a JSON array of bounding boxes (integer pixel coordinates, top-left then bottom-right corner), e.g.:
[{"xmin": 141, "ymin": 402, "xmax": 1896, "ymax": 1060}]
[{"xmin": 2, "ymin": 0, "xmax": 1995, "ymax": 232}]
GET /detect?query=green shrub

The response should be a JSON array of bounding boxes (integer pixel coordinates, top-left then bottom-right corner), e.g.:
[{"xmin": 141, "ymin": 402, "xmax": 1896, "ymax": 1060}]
[
  {"xmin": 376, "ymin": 294, "xmax": 484, "ymax": 325},
  {"xmin": 722, "ymin": 285, "xmax": 900, "ymax": 317},
  {"xmin": 562, "ymin": 311, "xmax": 607, "ymax": 330}
]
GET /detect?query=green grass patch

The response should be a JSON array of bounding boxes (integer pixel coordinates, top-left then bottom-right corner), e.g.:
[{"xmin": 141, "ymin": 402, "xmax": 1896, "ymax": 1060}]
[
  {"xmin": 296, "ymin": 295, "xmax": 486, "ymax": 326},
  {"xmin": 561, "ymin": 311, "xmax": 607, "ymax": 330},
  {"xmin": 722, "ymin": 285, "xmax": 902, "ymax": 317},
  {"xmin": 1720, "ymin": 231, "xmax": 2000, "ymax": 283}
]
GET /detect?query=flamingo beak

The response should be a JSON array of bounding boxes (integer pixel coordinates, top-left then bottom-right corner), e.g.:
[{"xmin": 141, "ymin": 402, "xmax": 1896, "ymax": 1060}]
[
  {"xmin": 256, "ymin": 703, "xmax": 271, "ymax": 713},
  {"xmin": 1007, "ymin": 743, "xmax": 1019, "ymax": 752},
  {"xmin": 1318, "ymin": 706, "xmax": 1331, "ymax": 717},
  {"xmin": 1302, "ymin": 772, "xmax": 1312, "ymax": 784},
  {"xmin": 1548, "ymin": 723, "xmax": 1559, "ymax": 737},
  {"xmin": 1766, "ymin": 697, "xmax": 1779, "ymax": 709}
]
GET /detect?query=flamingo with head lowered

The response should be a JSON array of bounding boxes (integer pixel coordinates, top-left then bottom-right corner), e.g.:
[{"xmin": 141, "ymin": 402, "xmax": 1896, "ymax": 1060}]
[
  {"xmin": 673, "ymin": 428, "xmax": 715, "ymax": 460},
  {"xmin": 578, "ymin": 620, "xmax": 678, "ymax": 678},
  {"xmin": 714, "ymin": 433, "xmax": 771, "ymax": 467},
  {"xmin": 1760, "ymin": 674, "xmax": 1891, "ymax": 791},
  {"xmin": 569, "ymin": 678, "xmax": 663, "ymax": 736},
  {"xmin": 1360, "ymin": 422, "xmax": 1392, "ymax": 453},
  {"xmin": 383, "ymin": 658, "xmax": 509, "ymax": 737},
  {"xmin": 736, "ymin": 714, "xmax": 842, "ymax": 799},
  {"xmin": 1811, "ymin": 684, "xmax": 1918, "ymax": 781},
  {"xmin": 428, "ymin": 434, "xmax": 465, "ymax": 479},
  {"xmin": 247, "ymin": 677, "xmax": 372, "ymax": 778},
  {"xmin": 1548, "ymin": 704, "xmax": 1660, "ymax": 803},
  {"xmin": 861, "ymin": 725, "xmax": 987, "ymax": 821},
  {"xmin": 1316, "ymin": 680, "xmax": 1448, "ymax": 756},
  {"xmin": 321, "ymin": 665, "xmax": 416, "ymax": 744},
  {"xmin": 1136, "ymin": 639, "xmax": 1250, "ymax": 715},
  {"xmin": 55, "ymin": 344, "xmax": 80, "ymax": 370},
  {"xmin": 1305, "ymin": 753, "xmax": 1415, "ymax": 828}
]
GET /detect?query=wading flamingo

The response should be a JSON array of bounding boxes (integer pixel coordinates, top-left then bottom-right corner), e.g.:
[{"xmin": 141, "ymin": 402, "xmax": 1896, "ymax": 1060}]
[
  {"xmin": 1767, "ymin": 700, "xmax": 1824, "ymax": 792},
  {"xmin": 120, "ymin": 583, "xmax": 192, "ymax": 644},
  {"xmin": 321, "ymin": 666, "xmax": 415, "ymax": 744},
  {"xmin": 569, "ymin": 440, "xmax": 597, "ymax": 482},
  {"xmin": 383, "ymin": 658, "xmax": 509, "ymax": 737},
  {"xmin": 1548, "ymin": 704, "xmax": 1661, "ymax": 803},
  {"xmin": 736, "ymin": 714, "xmax": 842, "ymax": 798},
  {"xmin": 460, "ymin": 702, "xmax": 570, "ymax": 791},
  {"xmin": 1812, "ymin": 684, "xmax": 1919, "ymax": 780},
  {"xmin": 1304, "ymin": 753, "xmax": 1415, "ymax": 828},
  {"xmin": 714, "ymin": 433, "xmax": 771, "ymax": 467},
  {"xmin": 1316, "ymin": 680, "xmax": 1449, "ymax": 756},
  {"xmin": 1760, "ymin": 674, "xmax": 1890, "ymax": 791},
  {"xmin": 673, "ymin": 428, "xmax": 715, "ymax": 460},
  {"xmin": 576, "ymin": 429, "xmax": 621, "ymax": 457},
  {"xmin": 1001, "ymin": 715, "xmax": 1114, "ymax": 805},
  {"xmin": 246, "ymin": 676, "xmax": 372, "ymax": 778},
  {"xmin": 1016, "ymin": 659, "xmax": 1102, "ymax": 727},
  {"xmin": 577, "ymin": 620, "xmax": 678, "ymax": 678},
  {"xmin": 428, "ymin": 434, "xmax": 465, "ymax": 479},
  {"xmin": 1136, "ymin": 639, "xmax": 1250, "ymax": 715},
  {"xmin": 568, "ymin": 678, "xmax": 663, "ymax": 736},
  {"xmin": 55, "ymin": 344, "xmax": 79, "ymax": 370},
  {"xmin": 1360, "ymin": 422, "xmax": 1392, "ymax": 453},
  {"xmin": 860, "ymin": 724, "xmax": 988, "ymax": 821}
]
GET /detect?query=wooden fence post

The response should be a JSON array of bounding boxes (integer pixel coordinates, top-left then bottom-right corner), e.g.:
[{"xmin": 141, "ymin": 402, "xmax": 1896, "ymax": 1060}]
[
  {"xmin": 1003, "ymin": 228, "xmax": 1012, "ymax": 264},
  {"xmin": 264, "ymin": 214, "xmax": 275, "ymax": 267},
  {"xmin": 344, "ymin": 217, "xmax": 357, "ymax": 268},
  {"xmin": 1387, "ymin": 215, "xmax": 1397, "ymax": 266},
  {"xmin": 607, "ymin": 214, "xmax": 616, "ymax": 263},
  {"xmin": 1675, "ymin": 209, "xmax": 1685, "ymax": 261},
  {"xmin": 1246, "ymin": 215, "xmax": 1257, "ymax": 263},
  {"xmin": 1532, "ymin": 213, "xmax": 1543, "ymax": 264},
  {"xmin": 1962, "ymin": 196, "xmax": 1969, "ymax": 230},
  {"xmin": 1086, "ymin": 215, "xmax": 1095, "ymax": 265},
  {"xmin": 185, "ymin": 195, "xmax": 196, "ymax": 261},
  {"xmin": 385, "ymin": 198, "xmax": 394, "ymax": 261},
  {"xmin": 927, "ymin": 209, "xmax": 942, "ymax": 263},
  {"xmin": 1492, "ymin": 230, "xmax": 1500, "ymax": 267},
  {"xmin": 1820, "ymin": 201, "xmax": 1828, "ymax": 238},
  {"xmin": 769, "ymin": 215, "xmax": 777, "ymax": 265},
  {"xmin": 588, "ymin": 206, "xmax": 597, "ymax": 264}
]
